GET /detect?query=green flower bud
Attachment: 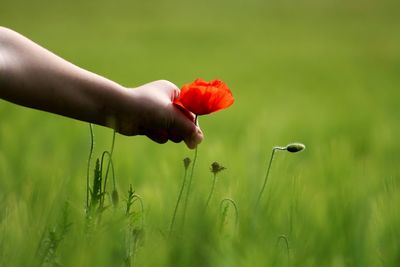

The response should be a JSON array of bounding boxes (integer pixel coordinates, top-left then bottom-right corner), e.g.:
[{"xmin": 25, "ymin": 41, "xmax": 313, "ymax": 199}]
[
  {"xmin": 286, "ymin": 143, "xmax": 306, "ymax": 153},
  {"xmin": 210, "ymin": 162, "xmax": 226, "ymax": 174}
]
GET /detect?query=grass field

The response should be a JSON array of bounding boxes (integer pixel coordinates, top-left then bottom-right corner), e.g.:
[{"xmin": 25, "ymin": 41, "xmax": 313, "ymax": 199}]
[{"xmin": 1, "ymin": 0, "xmax": 400, "ymax": 266}]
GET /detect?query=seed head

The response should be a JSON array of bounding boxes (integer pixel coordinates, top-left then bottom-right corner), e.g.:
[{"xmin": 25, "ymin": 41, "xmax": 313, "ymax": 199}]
[
  {"xmin": 210, "ymin": 162, "xmax": 226, "ymax": 174},
  {"xmin": 286, "ymin": 143, "xmax": 306, "ymax": 153},
  {"xmin": 183, "ymin": 157, "xmax": 191, "ymax": 170}
]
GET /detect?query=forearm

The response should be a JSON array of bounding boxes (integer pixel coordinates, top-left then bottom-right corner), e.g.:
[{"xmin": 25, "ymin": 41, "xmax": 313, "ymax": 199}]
[
  {"xmin": 0, "ymin": 26, "xmax": 126, "ymax": 128},
  {"xmin": 0, "ymin": 27, "xmax": 203, "ymax": 148}
]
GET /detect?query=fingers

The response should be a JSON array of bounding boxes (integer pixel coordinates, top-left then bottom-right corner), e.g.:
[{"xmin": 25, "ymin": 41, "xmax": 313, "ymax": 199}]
[
  {"xmin": 145, "ymin": 110, "xmax": 202, "ymax": 148},
  {"xmin": 168, "ymin": 128, "xmax": 183, "ymax": 143},
  {"xmin": 171, "ymin": 107, "xmax": 203, "ymax": 149},
  {"xmin": 166, "ymin": 82, "xmax": 180, "ymax": 102},
  {"xmin": 146, "ymin": 121, "xmax": 202, "ymax": 149},
  {"xmin": 137, "ymin": 79, "xmax": 203, "ymax": 148},
  {"xmin": 173, "ymin": 102, "xmax": 194, "ymax": 121},
  {"xmin": 184, "ymin": 127, "xmax": 203, "ymax": 149},
  {"xmin": 145, "ymin": 80, "xmax": 180, "ymax": 101},
  {"xmin": 162, "ymin": 82, "xmax": 202, "ymax": 148},
  {"xmin": 147, "ymin": 129, "xmax": 169, "ymax": 144}
]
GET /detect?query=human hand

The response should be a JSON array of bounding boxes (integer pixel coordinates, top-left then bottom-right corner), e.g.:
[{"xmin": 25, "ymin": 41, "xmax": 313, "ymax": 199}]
[{"xmin": 114, "ymin": 80, "xmax": 203, "ymax": 149}]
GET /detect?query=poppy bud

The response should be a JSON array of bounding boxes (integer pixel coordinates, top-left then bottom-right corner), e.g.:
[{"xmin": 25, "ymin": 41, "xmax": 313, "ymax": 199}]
[
  {"xmin": 286, "ymin": 143, "xmax": 306, "ymax": 153},
  {"xmin": 210, "ymin": 162, "xmax": 226, "ymax": 174}
]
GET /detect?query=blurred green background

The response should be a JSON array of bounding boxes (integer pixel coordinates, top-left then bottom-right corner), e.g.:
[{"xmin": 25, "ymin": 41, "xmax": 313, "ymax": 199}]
[{"xmin": 1, "ymin": 0, "xmax": 399, "ymax": 266}]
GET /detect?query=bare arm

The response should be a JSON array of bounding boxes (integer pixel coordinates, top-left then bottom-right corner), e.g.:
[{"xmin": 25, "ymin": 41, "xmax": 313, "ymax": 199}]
[{"xmin": 0, "ymin": 27, "xmax": 203, "ymax": 148}]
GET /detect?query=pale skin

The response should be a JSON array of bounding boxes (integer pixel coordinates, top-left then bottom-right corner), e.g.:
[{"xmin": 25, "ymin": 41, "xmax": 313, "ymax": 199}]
[{"xmin": 0, "ymin": 26, "xmax": 203, "ymax": 148}]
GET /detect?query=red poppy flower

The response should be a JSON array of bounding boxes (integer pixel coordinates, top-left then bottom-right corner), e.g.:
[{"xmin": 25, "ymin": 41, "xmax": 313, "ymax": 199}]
[{"xmin": 174, "ymin": 79, "xmax": 234, "ymax": 116}]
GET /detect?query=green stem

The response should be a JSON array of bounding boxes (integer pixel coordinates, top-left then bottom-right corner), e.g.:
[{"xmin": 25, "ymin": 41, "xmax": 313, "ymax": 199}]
[
  {"xmin": 255, "ymin": 145, "xmax": 293, "ymax": 208},
  {"xmin": 103, "ymin": 130, "xmax": 116, "ymax": 194},
  {"xmin": 169, "ymin": 168, "xmax": 188, "ymax": 236},
  {"xmin": 182, "ymin": 147, "xmax": 198, "ymax": 228},
  {"xmin": 132, "ymin": 195, "xmax": 145, "ymax": 228},
  {"xmin": 277, "ymin": 235, "xmax": 290, "ymax": 267},
  {"xmin": 97, "ymin": 130, "xmax": 116, "ymax": 208},
  {"xmin": 86, "ymin": 124, "xmax": 94, "ymax": 210},
  {"xmin": 219, "ymin": 198, "xmax": 239, "ymax": 232},
  {"xmin": 99, "ymin": 151, "xmax": 116, "ymax": 207},
  {"xmin": 205, "ymin": 173, "xmax": 217, "ymax": 210},
  {"xmin": 256, "ymin": 148, "xmax": 275, "ymax": 207}
]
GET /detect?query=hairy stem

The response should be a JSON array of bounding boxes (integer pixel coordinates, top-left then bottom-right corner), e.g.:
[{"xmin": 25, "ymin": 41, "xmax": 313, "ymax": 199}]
[
  {"xmin": 277, "ymin": 235, "xmax": 290, "ymax": 267},
  {"xmin": 103, "ymin": 130, "xmax": 116, "ymax": 194},
  {"xmin": 182, "ymin": 147, "xmax": 198, "ymax": 228},
  {"xmin": 256, "ymin": 148, "xmax": 276, "ymax": 208},
  {"xmin": 256, "ymin": 144, "xmax": 303, "ymax": 209},
  {"xmin": 99, "ymin": 151, "xmax": 116, "ymax": 207},
  {"xmin": 132, "ymin": 195, "xmax": 145, "ymax": 228},
  {"xmin": 219, "ymin": 198, "xmax": 239, "ymax": 232},
  {"xmin": 169, "ymin": 168, "xmax": 188, "ymax": 236},
  {"xmin": 86, "ymin": 124, "xmax": 94, "ymax": 210},
  {"xmin": 205, "ymin": 173, "xmax": 217, "ymax": 210}
]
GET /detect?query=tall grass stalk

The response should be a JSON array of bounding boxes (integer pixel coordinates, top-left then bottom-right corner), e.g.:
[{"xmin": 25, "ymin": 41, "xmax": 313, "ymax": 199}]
[
  {"xmin": 36, "ymin": 203, "xmax": 71, "ymax": 266},
  {"xmin": 90, "ymin": 158, "xmax": 103, "ymax": 214},
  {"xmin": 125, "ymin": 185, "xmax": 145, "ymax": 267},
  {"xmin": 132, "ymin": 195, "xmax": 145, "ymax": 228},
  {"xmin": 86, "ymin": 128, "xmax": 117, "ymax": 225},
  {"xmin": 102, "ymin": 130, "xmax": 116, "ymax": 204},
  {"xmin": 126, "ymin": 185, "xmax": 145, "ymax": 227},
  {"xmin": 99, "ymin": 150, "xmax": 116, "ymax": 208},
  {"xmin": 276, "ymin": 235, "xmax": 290, "ymax": 267},
  {"xmin": 219, "ymin": 198, "xmax": 239, "ymax": 233}
]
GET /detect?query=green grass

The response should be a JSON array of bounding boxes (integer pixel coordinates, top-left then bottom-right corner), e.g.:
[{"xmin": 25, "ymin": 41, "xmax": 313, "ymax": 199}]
[{"xmin": 1, "ymin": 0, "xmax": 400, "ymax": 266}]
